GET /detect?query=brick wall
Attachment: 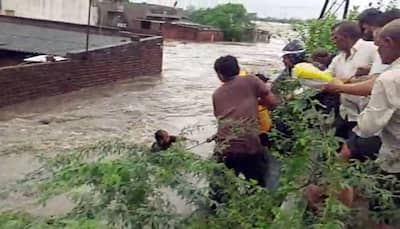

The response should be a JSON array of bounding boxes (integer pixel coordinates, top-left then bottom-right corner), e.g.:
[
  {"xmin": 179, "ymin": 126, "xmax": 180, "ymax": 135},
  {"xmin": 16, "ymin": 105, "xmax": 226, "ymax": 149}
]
[
  {"xmin": 162, "ymin": 24, "xmax": 196, "ymax": 41},
  {"xmin": 196, "ymin": 30, "xmax": 224, "ymax": 42},
  {"xmin": 161, "ymin": 24, "xmax": 224, "ymax": 42},
  {"xmin": 0, "ymin": 37, "xmax": 163, "ymax": 108}
]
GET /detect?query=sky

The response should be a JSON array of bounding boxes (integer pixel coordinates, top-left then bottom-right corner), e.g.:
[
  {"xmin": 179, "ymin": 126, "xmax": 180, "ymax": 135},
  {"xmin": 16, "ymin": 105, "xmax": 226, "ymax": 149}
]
[{"xmin": 130, "ymin": 0, "xmax": 400, "ymax": 19}]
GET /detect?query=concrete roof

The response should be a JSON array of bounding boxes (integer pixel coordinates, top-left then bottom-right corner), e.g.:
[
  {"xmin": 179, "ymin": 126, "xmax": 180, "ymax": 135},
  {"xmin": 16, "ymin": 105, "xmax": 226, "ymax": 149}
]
[
  {"xmin": 171, "ymin": 20, "xmax": 222, "ymax": 31},
  {"xmin": 0, "ymin": 21, "xmax": 131, "ymax": 56}
]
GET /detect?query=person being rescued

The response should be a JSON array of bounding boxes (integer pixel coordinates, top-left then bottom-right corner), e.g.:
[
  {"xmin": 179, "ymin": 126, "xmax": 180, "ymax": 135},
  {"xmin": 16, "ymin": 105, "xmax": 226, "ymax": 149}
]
[
  {"xmin": 151, "ymin": 129, "xmax": 179, "ymax": 152},
  {"xmin": 239, "ymin": 70, "xmax": 273, "ymax": 147}
]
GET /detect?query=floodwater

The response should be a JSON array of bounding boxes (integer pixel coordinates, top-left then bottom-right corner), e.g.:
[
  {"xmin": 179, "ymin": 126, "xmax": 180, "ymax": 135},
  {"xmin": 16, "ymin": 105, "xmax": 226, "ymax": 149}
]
[{"xmin": 0, "ymin": 39, "xmax": 285, "ymax": 213}]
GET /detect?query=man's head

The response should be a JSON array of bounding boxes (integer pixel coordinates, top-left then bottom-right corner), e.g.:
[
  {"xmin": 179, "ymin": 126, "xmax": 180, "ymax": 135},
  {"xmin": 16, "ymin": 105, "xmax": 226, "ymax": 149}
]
[
  {"xmin": 214, "ymin": 55, "xmax": 240, "ymax": 82},
  {"xmin": 373, "ymin": 9, "xmax": 400, "ymax": 42},
  {"xmin": 155, "ymin": 130, "xmax": 170, "ymax": 146},
  {"xmin": 376, "ymin": 19, "xmax": 400, "ymax": 65},
  {"xmin": 332, "ymin": 22, "xmax": 363, "ymax": 52},
  {"xmin": 358, "ymin": 8, "xmax": 383, "ymax": 41},
  {"xmin": 282, "ymin": 40, "xmax": 306, "ymax": 69},
  {"xmin": 311, "ymin": 48, "xmax": 332, "ymax": 68}
]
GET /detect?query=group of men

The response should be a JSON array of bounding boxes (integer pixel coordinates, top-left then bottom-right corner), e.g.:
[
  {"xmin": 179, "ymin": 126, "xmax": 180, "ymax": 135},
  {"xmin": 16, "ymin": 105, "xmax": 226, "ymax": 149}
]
[
  {"xmin": 323, "ymin": 9, "xmax": 400, "ymax": 174},
  {"xmin": 211, "ymin": 8, "xmax": 400, "ymax": 217}
]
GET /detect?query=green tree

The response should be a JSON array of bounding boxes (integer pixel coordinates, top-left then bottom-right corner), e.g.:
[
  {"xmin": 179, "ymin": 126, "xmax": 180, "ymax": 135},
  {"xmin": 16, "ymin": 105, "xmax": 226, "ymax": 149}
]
[
  {"xmin": 190, "ymin": 4, "xmax": 255, "ymax": 42},
  {"xmin": 294, "ymin": 15, "xmax": 338, "ymax": 55}
]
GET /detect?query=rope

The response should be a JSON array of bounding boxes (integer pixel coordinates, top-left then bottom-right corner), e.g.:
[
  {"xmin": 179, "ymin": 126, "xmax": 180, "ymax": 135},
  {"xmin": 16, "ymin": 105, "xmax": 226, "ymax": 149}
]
[{"xmin": 185, "ymin": 140, "xmax": 209, "ymax": 151}]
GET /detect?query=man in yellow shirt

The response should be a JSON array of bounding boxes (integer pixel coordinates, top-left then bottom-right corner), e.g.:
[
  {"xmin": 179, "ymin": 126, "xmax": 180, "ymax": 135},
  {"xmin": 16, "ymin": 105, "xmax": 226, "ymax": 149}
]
[{"xmin": 239, "ymin": 70, "xmax": 273, "ymax": 147}]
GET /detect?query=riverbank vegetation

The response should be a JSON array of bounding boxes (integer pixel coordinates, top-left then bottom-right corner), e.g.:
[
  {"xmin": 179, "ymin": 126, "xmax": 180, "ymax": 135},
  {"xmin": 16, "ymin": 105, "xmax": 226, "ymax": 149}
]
[{"xmin": 1, "ymin": 79, "xmax": 399, "ymax": 228}]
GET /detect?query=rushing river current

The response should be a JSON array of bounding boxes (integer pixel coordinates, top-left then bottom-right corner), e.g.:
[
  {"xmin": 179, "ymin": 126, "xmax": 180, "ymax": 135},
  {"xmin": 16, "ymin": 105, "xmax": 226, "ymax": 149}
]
[{"xmin": 0, "ymin": 39, "xmax": 286, "ymax": 213}]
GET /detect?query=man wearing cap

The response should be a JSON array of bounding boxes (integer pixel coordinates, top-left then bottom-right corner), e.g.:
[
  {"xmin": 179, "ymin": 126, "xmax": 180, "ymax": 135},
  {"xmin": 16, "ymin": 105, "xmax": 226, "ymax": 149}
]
[
  {"xmin": 275, "ymin": 40, "xmax": 307, "ymax": 83},
  {"xmin": 276, "ymin": 40, "xmax": 339, "ymax": 114}
]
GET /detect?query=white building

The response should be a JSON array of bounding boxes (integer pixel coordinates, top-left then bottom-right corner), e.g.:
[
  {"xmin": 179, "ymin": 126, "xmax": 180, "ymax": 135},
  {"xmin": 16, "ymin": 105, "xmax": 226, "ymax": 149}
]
[{"xmin": 0, "ymin": 0, "xmax": 98, "ymax": 25}]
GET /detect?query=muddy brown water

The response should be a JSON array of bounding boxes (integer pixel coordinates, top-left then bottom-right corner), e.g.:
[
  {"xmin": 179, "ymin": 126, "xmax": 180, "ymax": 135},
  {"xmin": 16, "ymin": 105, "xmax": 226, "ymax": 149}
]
[{"xmin": 0, "ymin": 40, "xmax": 285, "ymax": 214}]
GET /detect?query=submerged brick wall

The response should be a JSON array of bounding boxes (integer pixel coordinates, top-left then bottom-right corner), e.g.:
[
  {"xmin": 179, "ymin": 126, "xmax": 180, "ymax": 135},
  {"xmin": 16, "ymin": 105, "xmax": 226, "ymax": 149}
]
[
  {"xmin": 0, "ymin": 36, "xmax": 163, "ymax": 108},
  {"xmin": 161, "ymin": 24, "xmax": 224, "ymax": 42}
]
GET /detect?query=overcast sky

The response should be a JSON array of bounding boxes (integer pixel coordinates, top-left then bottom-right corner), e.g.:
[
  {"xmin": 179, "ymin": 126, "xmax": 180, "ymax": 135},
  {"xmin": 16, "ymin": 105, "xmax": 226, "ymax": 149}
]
[{"xmin": 131, "ymin": 0, "xmax": 400, "ymax": 19}]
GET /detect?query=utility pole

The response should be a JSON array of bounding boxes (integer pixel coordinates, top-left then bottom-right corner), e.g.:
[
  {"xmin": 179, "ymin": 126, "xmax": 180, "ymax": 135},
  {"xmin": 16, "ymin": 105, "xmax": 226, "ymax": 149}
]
[
  {"xmin": 86, "ymin": 0, "xmax": 93, "ymax": 56},
  {"xmin": 319, "ymin": 0, "xmax": 330, "ymax": 19}
]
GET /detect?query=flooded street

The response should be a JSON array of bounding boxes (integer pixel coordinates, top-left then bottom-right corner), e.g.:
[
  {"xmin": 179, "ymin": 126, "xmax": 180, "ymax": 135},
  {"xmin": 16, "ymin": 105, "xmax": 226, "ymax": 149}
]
[{"xmin": 0, "ymin": 40, "xmax": 285, "ymax": 211}]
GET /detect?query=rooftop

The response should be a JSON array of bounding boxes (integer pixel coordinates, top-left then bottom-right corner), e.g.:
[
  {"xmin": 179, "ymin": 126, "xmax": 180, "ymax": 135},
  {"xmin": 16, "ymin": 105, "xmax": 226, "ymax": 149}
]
[
  {"xmin": 171, "ymin": 21, "xmax": 222, "ymax": 31},
  {"xmin": 0, "ymin": 21, "xmax": 131, "ymax": 56}
]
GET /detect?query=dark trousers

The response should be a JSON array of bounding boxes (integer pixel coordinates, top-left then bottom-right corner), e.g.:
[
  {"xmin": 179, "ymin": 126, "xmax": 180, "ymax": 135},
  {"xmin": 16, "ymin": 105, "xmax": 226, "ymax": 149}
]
[
  {"xmin": 259, "ymin": 133, "xmax": 272, "ymax": 148},
  {"xmin": 223, "ymin": 153, "xmax": 268, "ymax": 187},
  {"xmin": 335, "ymin": 115, "xmax": 382, "ymax": 161},
  {"xmin": 334, "ymin": 115, "xmax": 357, "ymax": 140},
  {"xmin": 347, "ymin": 132, "xmax": 381, "ymax": 161},
  {"xmin": 209, "ymin": 152, "xmax": 268, "ymax": 209},
  {"xmin": 313, "ymin": 92, "xmax": 340, "ymax": 115}
]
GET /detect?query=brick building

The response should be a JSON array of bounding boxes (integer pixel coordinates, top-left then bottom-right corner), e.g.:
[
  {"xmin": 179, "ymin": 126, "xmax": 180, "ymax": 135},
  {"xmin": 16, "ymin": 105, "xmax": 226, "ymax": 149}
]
[
  {"xmin": 161, "ymin": 21, "xmax": 224, "ymax": 42},
  {"xmin": 0, "ymin": 15, "xmax": 163, "ymax": 108},
  {"xmin": 97, "ymin": 2, "xmax": 223, "ymax": 42},
  {"xmin": 97, "ymin": 1, "xmax": 187, "ymax": 28}
]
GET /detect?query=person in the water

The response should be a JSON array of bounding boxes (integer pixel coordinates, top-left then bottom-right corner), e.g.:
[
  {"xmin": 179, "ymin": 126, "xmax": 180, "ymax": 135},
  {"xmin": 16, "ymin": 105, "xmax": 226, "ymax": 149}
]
[{"xmin": 151, "ymin": 129, "xmax": 178, "ymax": 152}]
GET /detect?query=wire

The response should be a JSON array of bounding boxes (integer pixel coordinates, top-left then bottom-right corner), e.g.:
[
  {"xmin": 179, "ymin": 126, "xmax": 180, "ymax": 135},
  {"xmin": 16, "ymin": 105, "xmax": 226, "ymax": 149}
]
[
  {"xmin": 324, "ymin": 0, "xmax": 339, "ymax": 16},
  {"xmin": 331, "ymin": 0, "xmax": 346, "ymax": 16}
]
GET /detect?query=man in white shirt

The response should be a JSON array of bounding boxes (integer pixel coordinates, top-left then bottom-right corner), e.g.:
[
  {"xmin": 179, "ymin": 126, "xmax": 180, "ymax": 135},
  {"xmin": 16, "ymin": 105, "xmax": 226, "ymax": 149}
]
[
  {"xmin": 328, "ymin": 22, "xmax": 378, "ymax": 143},
  {"xmin": 357, "ymin": 19, "xmax": 400, "ymax": 174}
]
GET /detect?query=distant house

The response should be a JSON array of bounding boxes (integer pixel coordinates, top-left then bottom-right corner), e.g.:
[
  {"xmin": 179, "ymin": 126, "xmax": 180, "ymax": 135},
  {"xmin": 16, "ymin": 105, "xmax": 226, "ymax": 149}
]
[
  {"xmin": 97, "ymin": 1, "xmax": 187, "ymax": 30},
  {"xmin": 97, "ymin": 1, "xmax": 223, "ymax": 42}
]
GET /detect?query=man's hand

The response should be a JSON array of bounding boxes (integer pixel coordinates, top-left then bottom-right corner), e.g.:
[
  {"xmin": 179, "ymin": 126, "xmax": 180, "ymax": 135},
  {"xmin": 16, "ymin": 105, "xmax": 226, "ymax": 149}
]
[
  {"xmin": 323, "ymin": 82, "xmax": 341, "ymax": 94},
  {"xmin": 323, "ymin": 78, "xmax": 344, "ymax": 94}
]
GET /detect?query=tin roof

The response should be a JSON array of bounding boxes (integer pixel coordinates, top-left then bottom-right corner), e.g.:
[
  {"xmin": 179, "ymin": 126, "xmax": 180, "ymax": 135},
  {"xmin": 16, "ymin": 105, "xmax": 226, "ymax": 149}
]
[{"xmin": 0, "ymin": 21, "xmax": 130, "ymax": 56}]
